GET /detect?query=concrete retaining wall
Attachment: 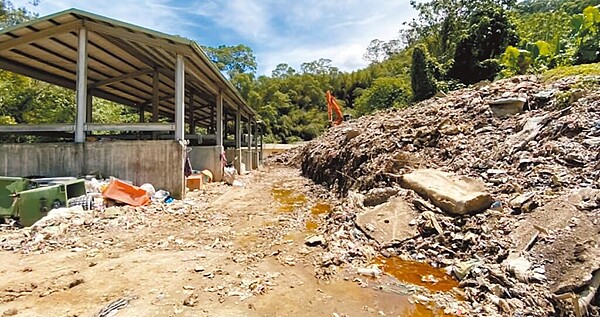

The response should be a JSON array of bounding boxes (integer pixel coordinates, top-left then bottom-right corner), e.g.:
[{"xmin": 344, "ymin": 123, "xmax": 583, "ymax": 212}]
[
  {"xmin": 189, "ymin": 145, "xmax": 223, "ymax": 182},
  {"xmin": 0, "ymin": 141, "xmax": 186, "ymax": 199}
]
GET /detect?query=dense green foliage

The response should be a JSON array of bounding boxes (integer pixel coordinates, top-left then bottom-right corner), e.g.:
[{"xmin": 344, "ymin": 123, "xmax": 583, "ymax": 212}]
[
  {"xmin": 410, "ymin": 45, "xmax": 437, "ymax": 101},
  {"xmin": 1, "ymin": 0, "xmax": 599, "ymax": 144}
]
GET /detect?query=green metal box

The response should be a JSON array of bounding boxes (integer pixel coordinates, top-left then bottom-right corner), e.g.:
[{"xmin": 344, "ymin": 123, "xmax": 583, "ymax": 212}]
[{"xmin": 0, "ymin": 177, "xmax": 86, "ymax": 226}]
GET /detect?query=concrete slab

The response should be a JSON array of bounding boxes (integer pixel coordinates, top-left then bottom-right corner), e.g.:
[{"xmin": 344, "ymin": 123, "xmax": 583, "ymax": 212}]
[
  {"xmin": 511, "ymin": 189, "xmax": 600, "ymax": 293},
  {"xmin": 400, "ymin": 169, "xmax": 492, "ymax": 215},
  {"xmin": 355, "ymin": 196, "xmax": 419, "ymax": 247}
]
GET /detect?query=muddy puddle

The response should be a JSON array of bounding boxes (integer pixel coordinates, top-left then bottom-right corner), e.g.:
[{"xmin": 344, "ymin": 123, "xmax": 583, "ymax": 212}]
[
  {"xmin": 373, "ymin": 256, "xmax": 458, "ymax": 292},
  {"xmin": 271, "ymin": 186, "xmax": 455, "ymax": 316},
  {"xmin": 272, "ymin": 187, "xmax": 307, "ymax": 212},
  {"xmin": 311, "ymin": 202, "xmax": 331, "ymax": 215}
]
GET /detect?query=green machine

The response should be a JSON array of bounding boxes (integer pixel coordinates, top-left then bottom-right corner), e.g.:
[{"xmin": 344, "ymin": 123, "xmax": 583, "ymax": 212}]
[{"xmin": 0, "ymin": 177, "xmax": 86, "ymax": 227}]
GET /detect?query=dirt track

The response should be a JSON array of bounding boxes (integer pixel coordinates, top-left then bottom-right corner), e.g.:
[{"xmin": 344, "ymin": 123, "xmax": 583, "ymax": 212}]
[{"xmin": 0, "ymin": 167, "xmax": 440, "ymax": 317}]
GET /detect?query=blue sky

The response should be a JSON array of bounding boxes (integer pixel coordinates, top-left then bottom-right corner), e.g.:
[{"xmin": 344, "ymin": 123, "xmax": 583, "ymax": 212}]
[{"xmin": 12, "ymin": 0, "xmax": 417, "ymax": 75}]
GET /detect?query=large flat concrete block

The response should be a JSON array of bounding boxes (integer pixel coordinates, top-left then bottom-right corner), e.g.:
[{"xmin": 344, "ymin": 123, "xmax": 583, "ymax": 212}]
[
  {"xmin": 400, "ymin": 169, "xmax": 492, "ymax": 215},
  {"xmin": 356, "ymin": 196, "xmax": 419, "ymax": 246}
]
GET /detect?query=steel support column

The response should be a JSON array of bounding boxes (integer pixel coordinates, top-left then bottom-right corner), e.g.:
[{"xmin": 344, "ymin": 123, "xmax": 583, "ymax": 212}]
[
  {"xmin": 188, "ymin": 91, "xmax": 195, "ymax": 134},
  {"xmin": 235, "ymin": 109, "xmax": 242, "ymax": 173},
  {"xmin": 247, "ymin": 118, "xmax": 253, "ymax": 171},
  {"xmin": 74, "ymin": 27, "xmax": 88, "ymax": 143},
  {"xmin": 174, "ymin": 54, "xmax": 185, "ymax": 140}
]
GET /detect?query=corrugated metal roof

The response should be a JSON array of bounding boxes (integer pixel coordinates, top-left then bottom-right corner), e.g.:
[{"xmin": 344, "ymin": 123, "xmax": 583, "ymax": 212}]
[{"xmin": 0, "ymin": 8, "xmax": 256, "ymax": 127}]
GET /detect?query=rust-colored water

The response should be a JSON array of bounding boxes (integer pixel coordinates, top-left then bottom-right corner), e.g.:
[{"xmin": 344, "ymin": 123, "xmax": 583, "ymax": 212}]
[
  {"xmin": 305, "ymin": 220, "xmax": 318, "ymax": 232},
  {"xmin": 373, "ymin": 256, "xmax": 458, "ymax": 292},
  {"xmin": 272, "ymin": 188, "xmax": 307, "ymax": 212},
  {"xmin": 311, "ymin": 202, "xmax": 331, "ymax": 215}
]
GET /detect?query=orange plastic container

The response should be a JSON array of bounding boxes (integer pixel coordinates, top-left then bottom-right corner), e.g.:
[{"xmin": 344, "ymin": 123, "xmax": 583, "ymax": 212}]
[{"xmin": 102, "ymin": 178, "xmax": 150, "ymax": 207}]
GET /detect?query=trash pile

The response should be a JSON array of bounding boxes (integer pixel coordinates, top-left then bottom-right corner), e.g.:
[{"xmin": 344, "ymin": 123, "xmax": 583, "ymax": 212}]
[
  {"xmin": 292, "ymin": 75, "xmax": 600, "ymax": 316},
  {"xmin": 0, "ymin": 173, "xmax": 219, "ymax": 253}
]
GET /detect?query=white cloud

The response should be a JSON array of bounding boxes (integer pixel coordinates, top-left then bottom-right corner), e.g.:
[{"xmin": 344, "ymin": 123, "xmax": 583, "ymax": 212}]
[
  {"xmin": 10, "ymin": 0, "xmax": 417, "ymax": 75},
  {"xmin": 11, "ymin": 0, "xmax": 189, "ymax": 36},
  {"xmin": 191, "ymin": 0, "xmax": 272, "ymax": 42}
]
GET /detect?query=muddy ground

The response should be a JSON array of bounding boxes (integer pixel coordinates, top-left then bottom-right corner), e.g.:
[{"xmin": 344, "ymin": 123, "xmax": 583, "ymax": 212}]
[{"xmin": 0, "ymin": 167, "xmax": 452, "ymax": 317}]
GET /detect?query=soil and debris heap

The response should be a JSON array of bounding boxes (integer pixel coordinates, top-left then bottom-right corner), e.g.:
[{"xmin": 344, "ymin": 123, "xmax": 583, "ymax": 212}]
[
  {"xmin": 295, "ymin": 75, "xmax": 600, "ymax": 316},
  {"xmin": 300, "ymin": 75, "xmax": 599, "ymax": 196}
]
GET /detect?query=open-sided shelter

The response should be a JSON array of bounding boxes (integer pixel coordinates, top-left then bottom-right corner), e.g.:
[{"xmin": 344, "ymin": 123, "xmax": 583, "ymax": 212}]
[{"xmin": 0, "ymin": 8, "xmax": 262, "ymax": 197}]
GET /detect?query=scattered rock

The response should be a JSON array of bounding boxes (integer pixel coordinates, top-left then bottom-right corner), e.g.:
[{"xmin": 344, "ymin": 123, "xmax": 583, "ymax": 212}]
[
  {"xmin": 363, "ymin": 187, "xmax": 400, "ymax": 207},
  {"xmin": 489, "ymin": 97, "xmax": 527, "ymax": 117},
  {"xmin": 305, "ymin": 235, "xmax": 325, "ymax": 247}
]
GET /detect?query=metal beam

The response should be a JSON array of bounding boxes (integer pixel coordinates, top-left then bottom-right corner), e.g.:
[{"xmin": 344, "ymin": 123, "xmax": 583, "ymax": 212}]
[
  {"xmin": 86, "ymin": 21, "xmax": 191, "ymax": 55},
  {"xmin": 216, "ymin": 91, "xmax": 223, "ymax": 148},
  {"xmin": 86, "ymin": 90, "xmax": 93, "ymax": 123},
  {"xmin": 75, "ymin": 27, "xmax": 88, "ymax": 143},
  {"xmin": 0, "ymin": 20, "xmax": 83, "ymax": 52},
  {"xmin": 0, "ymin": 56, "xmax": 138, "ymax": 107},
  {"xmin": 88, "ymin": 68, "xmax": 153, "ymax": 89},
  {"xmin": 174, "ymin": 53, "xmax": 185, "ymax": 140},
  {"xmin": 185, "ymin": 60, "xmax": 219, "ymax": 95},
  {"xmin": 152, "ymin": 69, "xmax": 160, "ymax": 122},
  {"xmin": 0, "ymin": 124, "xmax": 74, "ymax": 133},
  {"xmin": 189, "ymin": 90, "xmax": 195, "ymax": 134},
  {"xmin": 85, "ymin": 123, "xmax": 175, "ymax": 132}
]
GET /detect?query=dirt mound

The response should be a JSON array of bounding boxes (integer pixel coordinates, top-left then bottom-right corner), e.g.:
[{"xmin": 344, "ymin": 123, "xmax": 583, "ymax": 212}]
[
  {"xmin": 299, "ymin": 75, "xmax": 600, "ymax": 316},
  {"xmin": 300, "ymin": 75, "xmax": 600, "ymax": 198}
]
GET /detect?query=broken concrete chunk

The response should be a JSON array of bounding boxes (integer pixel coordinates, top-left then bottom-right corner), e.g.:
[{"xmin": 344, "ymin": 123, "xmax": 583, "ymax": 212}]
[
  {"xmin": 400, "ymin": 169, "xmax": 492, "ymax": 215},
  {"xmin": 509, "ymin": 192, "xmax": 535, "ymax": 209},
  {"xmin": 363, "ymin": 187, "xmax": 400, "ymax": 207},
  {"xmin": 304, "ymin": 235, "xmax": 325, "ymax": 247},
  {"xmin": 356, "ymin": 196, "xmax": 419, "ymax": 246},
  {"xmin": 489, "ymin": 97, "xmax": 526, "ymax": 117},
  {"xmin": 511, "ymin": 189, "xmax": 600, "ymax": 293},
  {"xmin": 344, "ymin": 128, "xmax": 360, "ymax": 141}
]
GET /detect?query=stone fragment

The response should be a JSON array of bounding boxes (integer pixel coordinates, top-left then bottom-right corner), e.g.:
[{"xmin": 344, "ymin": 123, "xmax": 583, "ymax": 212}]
[
  {"xmin": 400, "ymin": 169, "xmax": 492, "ymax": 215},
  {"xmin": 356, "ymin": 196, "xmax": 419, "ymax": 246},
  {"xmin": 509, "ymin": 192, "xmax": 535, "ymax": 209},
  {"xmin": 344, "ymin": 129, "xmax": 361, "ymax": 141},
  {"xmin": 489, "ymin": 97, "xmax": 526, "ymax": 117},
  {"xmin": 363, "ymin": 187, "xmax": 399, "ymax": 207},
  {"xmin": 304, "ymin": 235, "xmax": 325, "ymax": 247}
]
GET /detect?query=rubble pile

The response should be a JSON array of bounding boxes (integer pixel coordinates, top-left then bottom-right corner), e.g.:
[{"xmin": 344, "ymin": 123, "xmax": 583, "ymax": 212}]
[
  {"xmin": 300, "ymin": 75, "xmax": 599, "ymax": 196},
  {"xmin": 294, "ymin": 76, "xmax": 600, "ymax": 316}
]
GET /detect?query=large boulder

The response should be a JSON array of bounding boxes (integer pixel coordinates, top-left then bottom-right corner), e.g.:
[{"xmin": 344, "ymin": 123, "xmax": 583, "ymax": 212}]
[{"xmin": 400, "ymin": 169, "xmax": 492, "ymax": 215}]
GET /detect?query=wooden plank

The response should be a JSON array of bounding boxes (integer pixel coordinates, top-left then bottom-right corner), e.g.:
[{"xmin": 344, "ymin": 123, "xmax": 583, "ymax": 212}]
[{"xmin": 0, "ymin": 20, "xmax": 82, "ymax": 52}]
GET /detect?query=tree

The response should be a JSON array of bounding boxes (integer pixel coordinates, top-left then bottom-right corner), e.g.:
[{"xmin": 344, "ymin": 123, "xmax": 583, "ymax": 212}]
[
  {"xmin": 300, "ymin": 58, "xmax": 339, "ymax": 75},
  {"xmin": 448, "ymin": 5, "xmax": 519, "ymax": 84},
  {"xmin": 271, "ymin": 63, "xmax": 296, "ymax": 78},
  {"xmin": 411, "ymin": 46, "xmax": 438, "ymax": 101},
  {"xmin": 354, "ymin": 77, "xmax": 411, "ymax": 115},
  {"xmin": 0, "ymin": 0, "xmax": 38, "ymax": 29},
  {"xmin": 571, "ymin": 6, "xmax": 600, "ymax": 64},
  {"xmin": 201, "ymin": 44, "xmax": 257, "ymax": 78},
  {"xmin": 407, "ymin": 0, "xmax": 517, "ymax": 60}
]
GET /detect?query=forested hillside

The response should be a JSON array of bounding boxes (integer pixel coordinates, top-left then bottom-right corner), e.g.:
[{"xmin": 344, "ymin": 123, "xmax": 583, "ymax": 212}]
[{"xmin": 0, "ymin": 0, "xmax": 599, "ymax": 143}]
